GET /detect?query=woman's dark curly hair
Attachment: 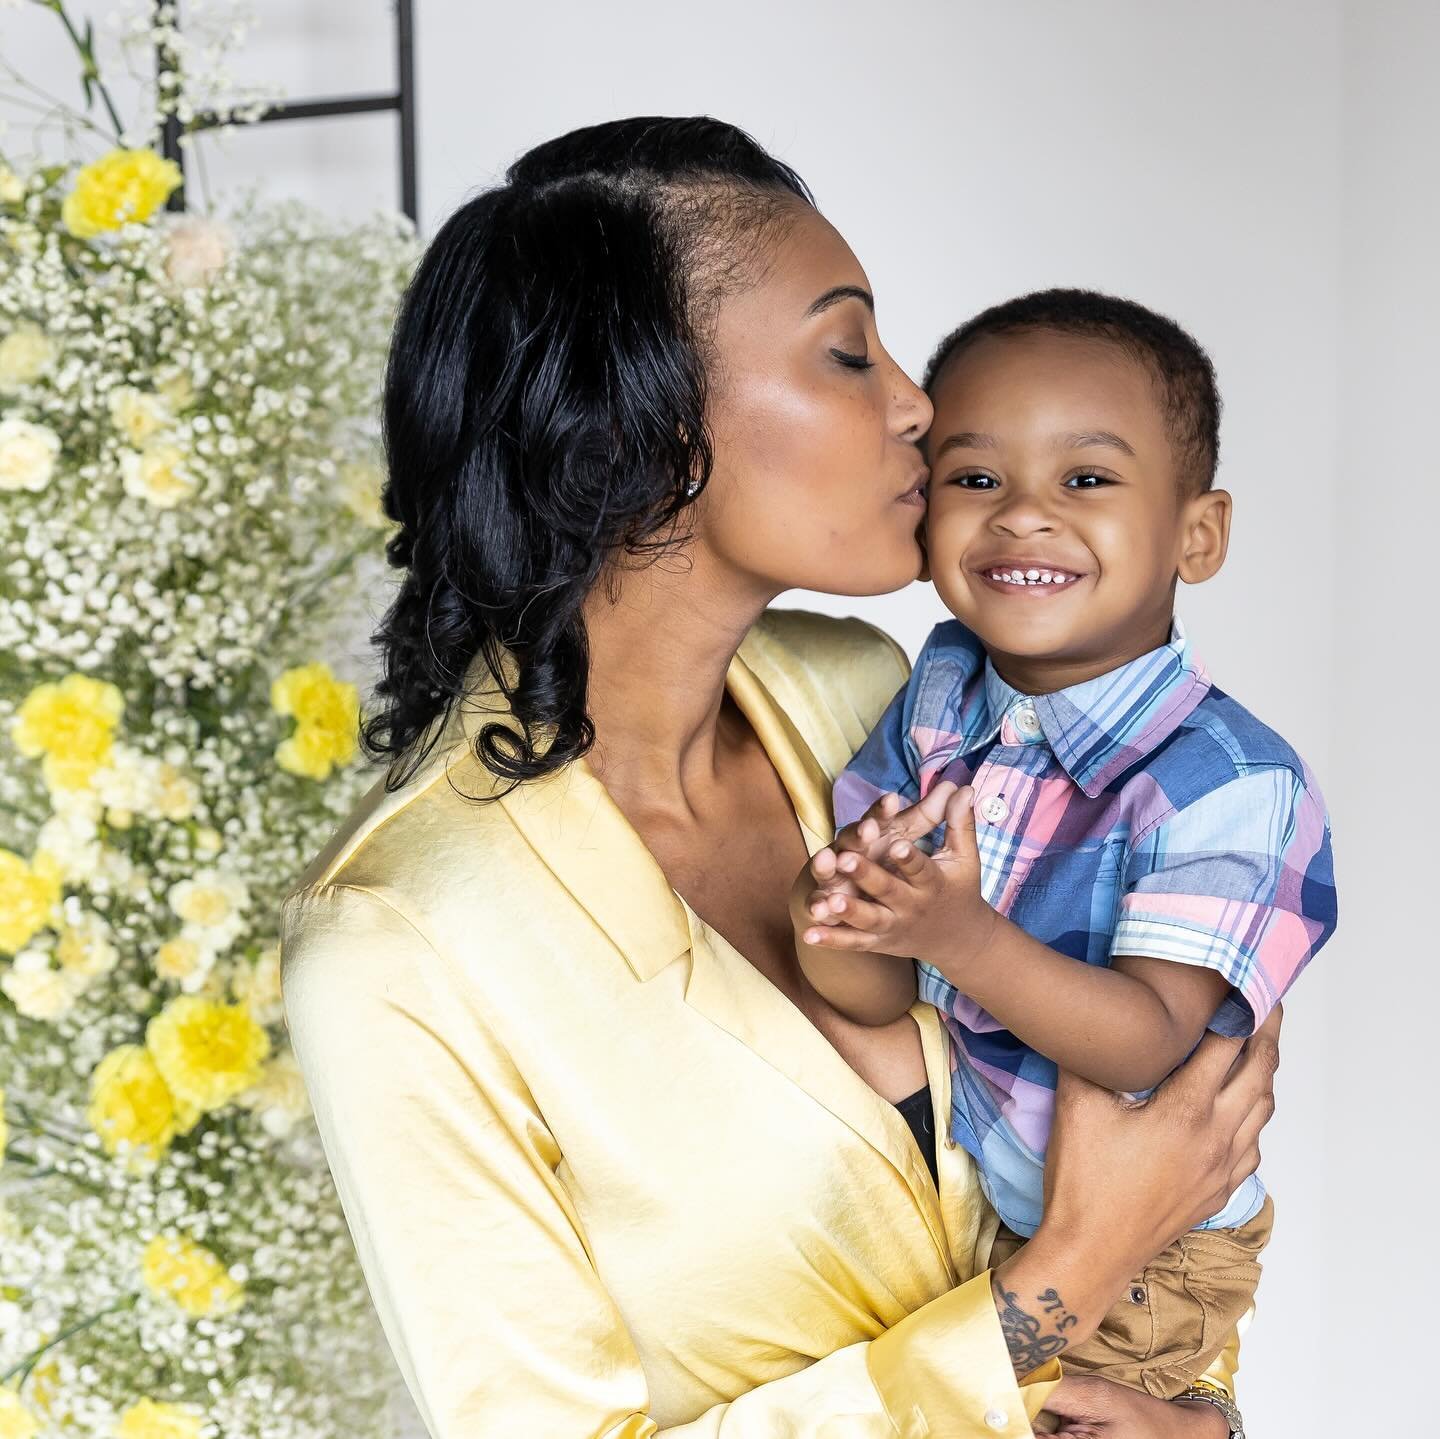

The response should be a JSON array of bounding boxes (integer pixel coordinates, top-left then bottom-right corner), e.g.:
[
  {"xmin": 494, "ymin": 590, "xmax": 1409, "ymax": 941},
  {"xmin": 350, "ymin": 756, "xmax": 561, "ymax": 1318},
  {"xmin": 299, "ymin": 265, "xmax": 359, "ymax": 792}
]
[{"xmin": 360, "ymin": 115, "xmax": 815, "ymax": 794}]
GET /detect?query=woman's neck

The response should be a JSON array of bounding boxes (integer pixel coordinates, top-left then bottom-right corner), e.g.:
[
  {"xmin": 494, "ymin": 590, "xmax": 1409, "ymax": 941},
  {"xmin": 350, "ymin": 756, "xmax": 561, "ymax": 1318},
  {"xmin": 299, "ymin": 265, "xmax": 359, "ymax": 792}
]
[{"xmin": 581, "ymin": 553, "xmax": 773, "ymax": 812}]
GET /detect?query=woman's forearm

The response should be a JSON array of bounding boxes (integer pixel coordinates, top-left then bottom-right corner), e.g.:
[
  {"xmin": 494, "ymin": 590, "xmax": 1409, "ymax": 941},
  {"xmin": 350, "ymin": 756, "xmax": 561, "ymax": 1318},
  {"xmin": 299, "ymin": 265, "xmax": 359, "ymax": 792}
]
[{"xmin": 988, "ymin": 1219, "xmax": 1134, "ymax": 1378}]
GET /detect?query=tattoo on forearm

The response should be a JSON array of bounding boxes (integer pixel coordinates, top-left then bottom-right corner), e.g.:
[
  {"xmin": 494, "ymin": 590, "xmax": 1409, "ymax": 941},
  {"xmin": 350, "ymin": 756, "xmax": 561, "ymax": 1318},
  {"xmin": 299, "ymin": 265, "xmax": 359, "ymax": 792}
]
[{"xmin": 992, "ymin": 1280, "xmax": 1077, "ymax": 1374}]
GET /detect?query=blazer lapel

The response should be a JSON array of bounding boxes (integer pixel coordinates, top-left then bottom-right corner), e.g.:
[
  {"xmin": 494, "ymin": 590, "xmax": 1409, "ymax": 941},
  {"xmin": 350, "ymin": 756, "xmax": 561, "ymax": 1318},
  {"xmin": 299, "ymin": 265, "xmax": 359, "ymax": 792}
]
[{"xmin": 487, "ymin": 637, "xmax": 950, "ymax": 1257}]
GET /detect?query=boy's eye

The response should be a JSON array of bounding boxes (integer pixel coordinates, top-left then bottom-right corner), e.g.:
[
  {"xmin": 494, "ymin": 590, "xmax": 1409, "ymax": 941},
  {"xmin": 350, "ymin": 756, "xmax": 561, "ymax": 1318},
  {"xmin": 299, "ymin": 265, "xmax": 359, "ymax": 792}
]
[
  {"xmin": 1064, "ymin": 472, "xmax": 1113, "ymax": 490},
  {"xmin": 948, "ymin": 472, "xmax": 998, "ymax": 490}
]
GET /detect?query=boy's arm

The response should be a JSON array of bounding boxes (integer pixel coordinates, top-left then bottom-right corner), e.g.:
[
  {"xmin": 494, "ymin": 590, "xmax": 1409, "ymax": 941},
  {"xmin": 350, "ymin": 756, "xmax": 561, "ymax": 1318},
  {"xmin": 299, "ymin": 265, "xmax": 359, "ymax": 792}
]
[
  {"xmin": 791, "ymin": 862, "xmax": 918, "ymax": 1026},
  {"xmin": 926, "ymin": 912, "xmax": 1229, "ymax": 1093},
  {"xmin": 790, "ymin": 789, "xmax": 958, "ymax": 1027},
  {"xmin": 805, "ymin": 771, "xmax": 1335, "ymax": 1089}
]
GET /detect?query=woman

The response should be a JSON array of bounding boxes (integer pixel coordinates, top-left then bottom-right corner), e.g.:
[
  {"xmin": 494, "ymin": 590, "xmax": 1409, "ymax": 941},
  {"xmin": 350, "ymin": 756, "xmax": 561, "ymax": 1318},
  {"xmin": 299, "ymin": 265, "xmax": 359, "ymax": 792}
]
[{"xmin": 279, "ymin": 117, "xmax": 1275, "ymax": 1438}]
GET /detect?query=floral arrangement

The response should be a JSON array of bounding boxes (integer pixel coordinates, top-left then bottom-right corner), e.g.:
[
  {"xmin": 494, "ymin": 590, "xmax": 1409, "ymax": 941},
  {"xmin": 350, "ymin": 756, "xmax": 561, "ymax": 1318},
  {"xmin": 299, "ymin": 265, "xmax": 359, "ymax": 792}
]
[{"xmin": 0, "ymin": 5, "xmax": 420, "ymax": 1437}]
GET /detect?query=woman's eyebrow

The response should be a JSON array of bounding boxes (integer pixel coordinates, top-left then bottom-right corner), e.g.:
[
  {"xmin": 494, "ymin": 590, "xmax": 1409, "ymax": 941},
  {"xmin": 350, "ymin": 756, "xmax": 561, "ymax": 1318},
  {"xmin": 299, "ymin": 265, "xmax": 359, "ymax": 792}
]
[{"xmin": 805, "ymin": 285, "xmax": 874, "ymax": 317}]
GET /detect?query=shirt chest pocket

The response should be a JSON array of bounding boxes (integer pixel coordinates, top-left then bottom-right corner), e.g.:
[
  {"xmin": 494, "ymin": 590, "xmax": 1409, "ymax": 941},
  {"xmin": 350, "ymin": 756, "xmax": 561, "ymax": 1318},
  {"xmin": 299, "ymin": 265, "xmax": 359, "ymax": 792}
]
[{"xmin": 1010, "ymin": 839, "xmax": 1126, "ymax": 964}]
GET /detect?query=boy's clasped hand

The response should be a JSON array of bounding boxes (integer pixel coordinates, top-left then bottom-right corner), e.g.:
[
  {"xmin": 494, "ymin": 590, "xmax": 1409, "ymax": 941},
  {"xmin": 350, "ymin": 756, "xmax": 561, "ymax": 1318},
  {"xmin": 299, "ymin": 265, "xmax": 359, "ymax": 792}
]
[{"xmin": 797, "ymin": 780, "xmax": 997, "ymax": 979}]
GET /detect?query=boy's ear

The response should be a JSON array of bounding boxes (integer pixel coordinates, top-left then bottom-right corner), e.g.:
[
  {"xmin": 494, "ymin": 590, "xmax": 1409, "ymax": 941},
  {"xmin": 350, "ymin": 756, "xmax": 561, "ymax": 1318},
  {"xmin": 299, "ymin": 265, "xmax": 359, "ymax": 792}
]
[{"xmin": 1177, "ymin": 488, "xmax": 1232, "ymax": 585}]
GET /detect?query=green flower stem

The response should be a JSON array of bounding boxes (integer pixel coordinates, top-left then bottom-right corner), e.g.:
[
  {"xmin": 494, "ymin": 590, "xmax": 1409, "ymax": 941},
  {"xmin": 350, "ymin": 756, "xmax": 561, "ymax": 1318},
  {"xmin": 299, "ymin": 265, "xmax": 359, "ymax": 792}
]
[
  {"xmin": 11, "ymin": 1102, "xmax": 87, "ymax": 1149},
  {"xmin": 4, "ymin": 1142, "xmax": 108, "ymax": 1198},
  {"xmin": 29, "ymin": 0, "xmax": 126, "ymax": 141},
  {"xmin": 0, "ymin": 1292, "xmax": 140, "ymax": 1386},
  {"xmin": 0, "ymin": 58, "xmax": 115, "ymax": 143}
]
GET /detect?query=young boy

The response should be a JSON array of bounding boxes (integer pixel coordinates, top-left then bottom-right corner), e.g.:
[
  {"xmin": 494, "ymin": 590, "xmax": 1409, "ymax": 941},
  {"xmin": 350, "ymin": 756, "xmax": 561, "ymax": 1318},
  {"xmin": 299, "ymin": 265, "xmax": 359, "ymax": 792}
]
[{"xmin": 791, "ymin": 289, "xmax": 1337, "ymax": 1417}]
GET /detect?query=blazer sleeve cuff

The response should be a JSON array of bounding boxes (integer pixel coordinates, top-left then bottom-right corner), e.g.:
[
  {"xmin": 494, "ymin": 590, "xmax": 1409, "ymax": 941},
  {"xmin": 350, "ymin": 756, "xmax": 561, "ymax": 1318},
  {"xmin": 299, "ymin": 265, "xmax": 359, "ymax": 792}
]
[{"xmin": 866, "ymin": 1269, "xmax": 1062, "ymax": 1437}]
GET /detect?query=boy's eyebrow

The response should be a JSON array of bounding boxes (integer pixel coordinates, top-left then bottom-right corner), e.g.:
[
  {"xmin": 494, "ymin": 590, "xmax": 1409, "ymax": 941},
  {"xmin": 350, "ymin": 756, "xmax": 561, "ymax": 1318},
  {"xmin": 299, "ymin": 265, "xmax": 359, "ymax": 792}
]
[
  {"xmin": 931, "ymin": 429, "xmax": 1138, "ymax": 460},
  {"xmin": 1059, "ymin": 429, "xmax": 1136, "ymax": 456},
  {"xmin": 805, "ymin": 284, "xmax": 874, "ymax": 317},
  {"xmin": 932, "ymin": 431, "xmax": 997, "ymax": 458}
]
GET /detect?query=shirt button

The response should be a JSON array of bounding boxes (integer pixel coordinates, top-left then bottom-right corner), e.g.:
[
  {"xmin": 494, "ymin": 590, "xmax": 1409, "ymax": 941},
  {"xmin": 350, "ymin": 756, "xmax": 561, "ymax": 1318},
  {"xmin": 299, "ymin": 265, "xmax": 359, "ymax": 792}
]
[
  {"xmin": 984, "ymin": 1408, "xmax": 1009, "ymax": 1431},
  {"xmin": 979, "ymin": 794, "xmax": 1009, "ymax": 824},
  {"xmin": 1014, "ymin": 704, "xmax": 1041, "ymax": 737}
]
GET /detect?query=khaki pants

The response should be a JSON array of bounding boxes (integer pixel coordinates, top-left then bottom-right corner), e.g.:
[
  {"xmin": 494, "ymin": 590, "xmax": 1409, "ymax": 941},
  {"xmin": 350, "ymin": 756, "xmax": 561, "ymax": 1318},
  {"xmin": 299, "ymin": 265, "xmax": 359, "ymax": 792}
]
[{"xmin": 988, "ymin": 1194, "xmax": 1273, "ymax": 1428}]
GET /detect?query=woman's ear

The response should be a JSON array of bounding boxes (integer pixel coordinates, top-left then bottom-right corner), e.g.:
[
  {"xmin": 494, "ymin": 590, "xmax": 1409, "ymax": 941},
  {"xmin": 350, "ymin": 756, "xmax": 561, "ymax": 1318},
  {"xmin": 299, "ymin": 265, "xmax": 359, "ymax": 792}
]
[{"xmin": 1177, "ymin": 488, "xmax": 1232, "ymax": 585}]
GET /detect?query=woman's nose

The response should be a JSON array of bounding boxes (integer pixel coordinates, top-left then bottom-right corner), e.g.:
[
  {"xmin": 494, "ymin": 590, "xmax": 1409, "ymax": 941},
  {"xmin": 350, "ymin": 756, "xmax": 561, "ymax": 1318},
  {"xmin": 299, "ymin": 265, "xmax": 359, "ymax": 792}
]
[{"xmin": 891, "ymin": 366, "xmax": 933, "ymax": 443}]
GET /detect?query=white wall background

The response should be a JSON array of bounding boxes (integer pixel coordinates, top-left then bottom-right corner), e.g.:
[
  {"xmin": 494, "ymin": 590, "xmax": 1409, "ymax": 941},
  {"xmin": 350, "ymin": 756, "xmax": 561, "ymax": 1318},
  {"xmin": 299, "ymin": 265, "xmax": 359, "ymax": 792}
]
[{"xmin": 5, "ymin": 2, "xmax": 1433, "ymax": 1433}]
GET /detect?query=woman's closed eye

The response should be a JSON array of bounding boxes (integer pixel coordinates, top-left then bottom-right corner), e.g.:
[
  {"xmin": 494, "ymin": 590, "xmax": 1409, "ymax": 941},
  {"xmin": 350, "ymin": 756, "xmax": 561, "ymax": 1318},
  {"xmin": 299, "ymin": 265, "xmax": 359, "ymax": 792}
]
[{"xmin": 829, "ymin": 347, "xmax": 874, "ymax": 371}]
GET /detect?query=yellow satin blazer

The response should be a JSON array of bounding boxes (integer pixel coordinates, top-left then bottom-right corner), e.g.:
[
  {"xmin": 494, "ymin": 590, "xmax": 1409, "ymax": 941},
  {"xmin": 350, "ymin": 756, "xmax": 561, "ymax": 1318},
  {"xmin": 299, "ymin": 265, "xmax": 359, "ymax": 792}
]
[{"xmin": 279, "ymin": 609, "xmax": 1234, "ymax": 1438}]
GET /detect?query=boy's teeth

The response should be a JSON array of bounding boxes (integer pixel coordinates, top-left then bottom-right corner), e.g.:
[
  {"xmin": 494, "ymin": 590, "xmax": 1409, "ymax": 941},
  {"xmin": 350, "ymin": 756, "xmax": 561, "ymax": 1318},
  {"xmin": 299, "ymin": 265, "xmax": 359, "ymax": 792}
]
[{"xmin": 989, "ymin": 567, "xmax": 1075, "ymax": 586}]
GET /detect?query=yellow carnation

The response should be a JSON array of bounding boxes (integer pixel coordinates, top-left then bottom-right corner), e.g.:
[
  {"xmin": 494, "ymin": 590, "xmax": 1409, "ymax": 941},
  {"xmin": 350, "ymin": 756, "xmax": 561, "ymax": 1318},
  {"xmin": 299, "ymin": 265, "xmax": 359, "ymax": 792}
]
[
  {"xmin": 145, "ymin": 996, "xmax": 270, "ymax": 1113},
  {"xmin": 12, "ymin": 673, "xmax": 124, "ymax": 792},
  {"xmin": 0, "ymin": 324, "xmax": 55, "ymax": 391},
  {"xmin": 88, "ymin": 1045, "xmax": 199, "ymax": 1161},
  {"xmin": 140, "ymin": 1234, "xmax": 244, "ymax": 1318},
  {"xmin": 271, "ymin": 663, "xmax": 359, "ymax": 780},
  {"xmin": 0, "ymin": 849, "xmax": 62, "ymax": 955},
  {"xmin": 60, "ymin": 149, "xmax": 181, "ymax": 238},
  {"xmin": 0, "ymin": 167, "xmax": 24, "ymax": 204},
  {"xmin": 116, "ymin": 1398, "xmax": 205, "ymax": 1439},
  {"xmin": 108, "ymin": 386, "xmax": 172, "ymax": 446},
  {"xmin": 120, "ymin": 441, "xmax": 198, "ymax": 509},
  {"xmin": 0, "ymin": 1387, "xmax": 38, "ymax": 1439}
]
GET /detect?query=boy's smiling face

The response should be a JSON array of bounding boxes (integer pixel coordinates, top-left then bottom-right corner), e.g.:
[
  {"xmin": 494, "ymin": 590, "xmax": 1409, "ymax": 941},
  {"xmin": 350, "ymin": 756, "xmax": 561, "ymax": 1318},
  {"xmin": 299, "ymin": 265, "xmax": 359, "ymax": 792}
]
[{"xmin": 923, "ymin": 328, "xmax": 1232, "ymax": 693}]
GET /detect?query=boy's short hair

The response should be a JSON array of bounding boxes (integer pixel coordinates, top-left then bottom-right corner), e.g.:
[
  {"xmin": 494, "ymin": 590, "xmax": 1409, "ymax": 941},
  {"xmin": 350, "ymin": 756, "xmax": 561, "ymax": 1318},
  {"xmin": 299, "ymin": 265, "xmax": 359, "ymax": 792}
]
[{"xmin": 923, "ymin": 288, "xmax": 1222, "ymax": 494}]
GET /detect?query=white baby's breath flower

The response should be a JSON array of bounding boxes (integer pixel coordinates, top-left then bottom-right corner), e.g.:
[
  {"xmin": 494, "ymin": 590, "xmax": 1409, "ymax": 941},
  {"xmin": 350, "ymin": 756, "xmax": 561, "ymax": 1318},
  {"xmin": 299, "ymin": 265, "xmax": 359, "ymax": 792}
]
[
  {"xmin": 0, "ymin": 417, "xmax": 61, "ymax": 492},
  {"xmin": 337, "ymin": 458, "xmax": 388, "ymax": 529}
]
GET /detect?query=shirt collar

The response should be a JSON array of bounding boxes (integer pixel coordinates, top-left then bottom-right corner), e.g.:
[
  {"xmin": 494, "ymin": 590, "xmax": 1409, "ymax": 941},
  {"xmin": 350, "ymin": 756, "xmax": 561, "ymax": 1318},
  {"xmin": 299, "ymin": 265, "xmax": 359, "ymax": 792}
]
[{"xmin": 911, "ymin": 617, "xmax": 1212, "ymax": 799}]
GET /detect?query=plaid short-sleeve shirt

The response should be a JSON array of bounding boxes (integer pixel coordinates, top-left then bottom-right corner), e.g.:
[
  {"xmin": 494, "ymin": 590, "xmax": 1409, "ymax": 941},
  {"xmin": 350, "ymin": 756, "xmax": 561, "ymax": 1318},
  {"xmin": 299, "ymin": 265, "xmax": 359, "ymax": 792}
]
[{"xmin": 834, "ymin": 618, "xmax": 1337, "ymax": 1237}]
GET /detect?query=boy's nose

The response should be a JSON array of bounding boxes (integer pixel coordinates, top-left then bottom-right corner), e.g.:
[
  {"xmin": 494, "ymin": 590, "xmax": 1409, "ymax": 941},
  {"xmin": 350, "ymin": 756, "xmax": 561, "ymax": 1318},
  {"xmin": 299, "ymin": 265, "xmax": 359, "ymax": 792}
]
[{"xmin": 991, "ymin": 499, "xmax": 1058, "ymax": 537}]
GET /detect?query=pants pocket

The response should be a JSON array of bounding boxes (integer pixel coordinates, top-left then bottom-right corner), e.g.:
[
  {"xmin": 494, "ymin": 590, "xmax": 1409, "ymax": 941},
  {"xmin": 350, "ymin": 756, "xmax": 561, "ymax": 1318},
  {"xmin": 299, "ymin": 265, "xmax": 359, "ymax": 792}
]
[{"xmin": 1059, "ymin": 1194, "xmax": 1274, "ymax": 1400}]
